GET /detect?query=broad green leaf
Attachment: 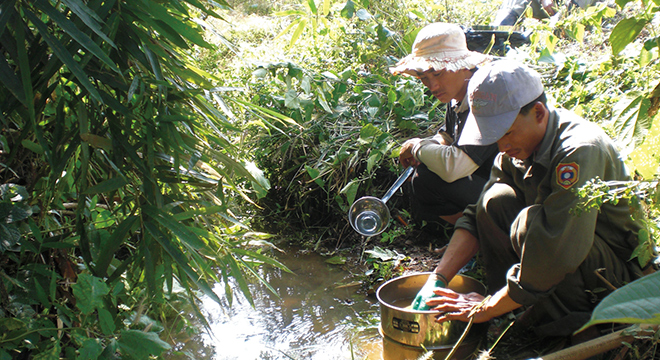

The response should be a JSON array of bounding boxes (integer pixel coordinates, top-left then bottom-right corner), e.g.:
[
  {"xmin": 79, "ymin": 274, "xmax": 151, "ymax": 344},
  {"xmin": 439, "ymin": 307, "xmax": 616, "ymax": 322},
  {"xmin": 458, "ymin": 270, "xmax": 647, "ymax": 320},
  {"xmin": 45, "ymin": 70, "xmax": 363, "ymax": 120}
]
[
  {"xmin": 0, "ymin": 318, "xmax": 27, "ymax": 331},
  {"xmin": 284, "ymin": 89, "xmax": 301, "ymax": 109},
  {"xmin": 252, "ymin": 68, "xmax": 268, "ymax": 78},
  {"xmin": 615, "ymin": 0, "xmax": 634, "ymax": 9},
  {"xmin": 340, "ymin": 180, "xmax": 360, "ymax": 207},
  {"xmin": 84, "ymin": 177, "xmax": 127, "ymax": 195},
  {"xmin": 97, "ymin": 308, "xmax": 116, "ymax": 335},
  {"xmin": 612, "ymin": 93, "xmax": 652, "ymax": 149},
  {"xmin": 305, "ymin": 165, "xmax": 326, "ymax": 187},
  {"xmin": 576, "ymin": 271, "xmax": 660, "ymax": 333},
  {"xmin": 244, "ymin": 161, "xmax": 270, "ymax": 198},
  {"xmin": 0, "ymin": 223, "xmax": 21, "ymax": 252},
  {"xmin": 78, "ymin": 338, "xmax": 104, "ymax": 360},
  {"xmin": 24, "ymin": 10, "xmax": 103, "ymax": 103},
  {"xmin": 118, "ymin": 330, "xmax": 171, "ymax": 359},
  {"xmin": 33, "ymin": 0, "xmax": 120, "ymax": 74},
  {"xmin": 72, "ymin": 273, "xmax": 110, "ymax": 315},
  {"xmin": 317, "ymin": 88, "xmax": 333, "ymax": 113},
  {"xmin": 610, "ymin": 17, "xmax": 650, "ymax": 56},
  {"xmin": 341, "ymin": 0, "xmax": 355, "ymax": 18},
  {"xmin": 301, "ymin": 75, "xmax": 312, "ymax": 93},
  {"xmin": 5, "ymin": 202, "xmax": 31, "ymax": 223},
  {"xmin": 359, "ymin": 123, "xmax": 382, "ymax": 141}
]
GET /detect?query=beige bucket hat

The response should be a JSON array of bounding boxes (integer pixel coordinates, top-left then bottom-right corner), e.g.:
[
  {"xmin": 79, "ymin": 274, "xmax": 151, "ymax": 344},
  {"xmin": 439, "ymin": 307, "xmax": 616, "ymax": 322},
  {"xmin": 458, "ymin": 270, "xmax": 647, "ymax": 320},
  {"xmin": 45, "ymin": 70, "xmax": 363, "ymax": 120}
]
[{"xmin": 390, "ymin": 22, "xmax": 491, "ymax": 76}]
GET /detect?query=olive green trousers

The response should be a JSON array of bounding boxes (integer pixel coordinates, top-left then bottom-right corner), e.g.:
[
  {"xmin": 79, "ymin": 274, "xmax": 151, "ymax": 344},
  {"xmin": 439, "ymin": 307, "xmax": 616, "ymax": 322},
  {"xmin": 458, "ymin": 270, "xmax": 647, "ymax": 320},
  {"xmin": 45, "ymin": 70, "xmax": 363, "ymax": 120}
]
[{"xmin": 474, "ymin": 183, "xmax": 641, "ymax": 336}]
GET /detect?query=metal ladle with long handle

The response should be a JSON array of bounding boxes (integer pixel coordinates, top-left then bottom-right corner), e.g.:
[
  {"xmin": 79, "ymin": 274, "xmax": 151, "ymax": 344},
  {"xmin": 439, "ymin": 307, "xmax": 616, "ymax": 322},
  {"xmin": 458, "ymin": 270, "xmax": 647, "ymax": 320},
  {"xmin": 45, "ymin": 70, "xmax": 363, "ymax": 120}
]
[{"xmin": 348, "ymin": 166, "xmax": 414, "ymax": 236}]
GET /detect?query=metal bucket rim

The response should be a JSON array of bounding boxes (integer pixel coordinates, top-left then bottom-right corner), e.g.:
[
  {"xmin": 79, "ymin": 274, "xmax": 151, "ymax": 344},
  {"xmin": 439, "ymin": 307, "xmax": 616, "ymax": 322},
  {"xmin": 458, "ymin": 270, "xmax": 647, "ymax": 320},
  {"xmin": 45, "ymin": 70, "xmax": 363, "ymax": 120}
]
[
  {"xmin": 376, "ymin": 272, "xmax": 485, "ymax": 313},
  {"xmin": 377, "ymin": 272, "xmax": 441, "ymax": 313}
]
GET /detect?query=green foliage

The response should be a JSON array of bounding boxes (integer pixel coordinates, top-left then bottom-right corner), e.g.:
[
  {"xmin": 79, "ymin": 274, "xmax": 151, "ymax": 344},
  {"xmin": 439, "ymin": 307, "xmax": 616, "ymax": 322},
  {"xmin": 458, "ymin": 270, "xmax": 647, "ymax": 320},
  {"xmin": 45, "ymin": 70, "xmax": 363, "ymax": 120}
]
[
  {"xmin": 0, "ymin": 0, "xmax": 293, "ymax": 358},
  {"xmin": 364, "ymin": 246, "xmax": 407, "ymax": 280},
  {"xmin": 0, "ymin": 184, "xmax": 35, "ymax": 251},
  {"xmin": 572, "ymin": 178, "xmax": 658, "ymax": 268}
]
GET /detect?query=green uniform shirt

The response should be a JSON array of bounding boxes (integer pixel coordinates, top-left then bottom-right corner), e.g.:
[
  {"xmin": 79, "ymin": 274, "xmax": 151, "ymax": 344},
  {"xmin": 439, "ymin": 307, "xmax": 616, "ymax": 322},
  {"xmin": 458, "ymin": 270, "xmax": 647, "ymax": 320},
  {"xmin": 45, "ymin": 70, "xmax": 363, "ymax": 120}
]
[{"xmin": 456, "ymin": 107, "xmax": 643, "ymax": 306}]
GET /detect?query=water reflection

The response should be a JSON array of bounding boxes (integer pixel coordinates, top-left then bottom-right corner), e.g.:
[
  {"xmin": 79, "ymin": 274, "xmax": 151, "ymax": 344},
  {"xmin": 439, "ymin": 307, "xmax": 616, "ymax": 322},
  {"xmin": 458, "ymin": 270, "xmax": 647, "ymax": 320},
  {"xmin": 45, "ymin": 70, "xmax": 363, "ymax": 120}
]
[{"xmin": 172, "ymin": 246, "xmax": 384, "ymax": 360}]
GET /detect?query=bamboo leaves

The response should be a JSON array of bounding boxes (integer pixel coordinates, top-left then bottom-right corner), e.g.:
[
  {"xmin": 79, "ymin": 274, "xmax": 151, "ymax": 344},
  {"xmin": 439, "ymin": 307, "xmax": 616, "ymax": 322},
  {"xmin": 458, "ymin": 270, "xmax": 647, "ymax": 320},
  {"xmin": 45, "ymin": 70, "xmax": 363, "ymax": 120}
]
[
  {"xmin": 1, "ymin": 0, "xmax": 286, "ymax": 358},
  {"xmin": 32, "ymin": 0, "xmax": 120, "ymax": 74}
]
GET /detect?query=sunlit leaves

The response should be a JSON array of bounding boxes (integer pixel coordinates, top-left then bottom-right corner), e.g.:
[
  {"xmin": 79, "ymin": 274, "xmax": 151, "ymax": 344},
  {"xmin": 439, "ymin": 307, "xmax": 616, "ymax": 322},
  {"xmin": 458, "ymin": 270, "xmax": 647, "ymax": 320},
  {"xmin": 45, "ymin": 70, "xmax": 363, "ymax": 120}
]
[
  {"xmin": 1, "ymin": 0, "xmax": 284, "ymax": 358},
  {"xmin": 610, "ymin": 17, "xmax": 650, "ymax": 56},
  {"xmin": 340, "ymin": 0, "xmax": 355, "ymax": 18},
  {"xmin": 630, "ymin": 228, "xmax": 656, "ymax": 267},
  {"xmin": 611, "ymin": 92, "xmax": 653, "ymax": 151}
]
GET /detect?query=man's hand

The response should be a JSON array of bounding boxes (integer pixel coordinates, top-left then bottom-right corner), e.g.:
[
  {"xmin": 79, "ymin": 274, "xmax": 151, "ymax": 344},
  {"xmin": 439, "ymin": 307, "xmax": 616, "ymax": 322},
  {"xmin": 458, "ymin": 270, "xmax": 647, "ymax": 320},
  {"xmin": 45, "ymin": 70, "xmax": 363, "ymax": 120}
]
[
  {"xmin": 411, "ymin": 273, "xmax": 447, "ymax": 310},
  {"xmin": 399, "ymin": 139, "xmax": 422, "ymax": 168},
  {"xmin": 426, "ymin": 288, "xmax": 492, "ymax": 323}
]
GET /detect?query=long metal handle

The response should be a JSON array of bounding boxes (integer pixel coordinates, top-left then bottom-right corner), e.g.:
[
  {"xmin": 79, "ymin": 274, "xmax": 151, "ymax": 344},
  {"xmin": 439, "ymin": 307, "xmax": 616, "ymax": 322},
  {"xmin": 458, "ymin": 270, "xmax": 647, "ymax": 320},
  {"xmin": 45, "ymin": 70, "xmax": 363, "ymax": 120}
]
[{"xmin": 380, "ymin": 166, "xmax": 414, "ymax": 204}]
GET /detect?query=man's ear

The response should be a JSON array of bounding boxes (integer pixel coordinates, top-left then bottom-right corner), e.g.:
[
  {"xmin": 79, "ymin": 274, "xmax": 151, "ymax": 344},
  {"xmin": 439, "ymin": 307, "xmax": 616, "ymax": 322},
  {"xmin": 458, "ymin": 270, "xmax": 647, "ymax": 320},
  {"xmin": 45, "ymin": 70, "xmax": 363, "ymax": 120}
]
[{"xmin": 533, "ymin": 101, "xmax": 547, "ymax": 123}]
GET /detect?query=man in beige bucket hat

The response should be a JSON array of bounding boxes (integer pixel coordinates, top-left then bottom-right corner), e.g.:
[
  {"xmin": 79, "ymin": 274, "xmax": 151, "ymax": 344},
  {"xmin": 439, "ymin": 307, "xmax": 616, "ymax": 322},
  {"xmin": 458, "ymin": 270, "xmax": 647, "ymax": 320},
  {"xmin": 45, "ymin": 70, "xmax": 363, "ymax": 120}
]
[{"xmin": 390, "ymin": 23, "xmax": 498, "ymax": 252}]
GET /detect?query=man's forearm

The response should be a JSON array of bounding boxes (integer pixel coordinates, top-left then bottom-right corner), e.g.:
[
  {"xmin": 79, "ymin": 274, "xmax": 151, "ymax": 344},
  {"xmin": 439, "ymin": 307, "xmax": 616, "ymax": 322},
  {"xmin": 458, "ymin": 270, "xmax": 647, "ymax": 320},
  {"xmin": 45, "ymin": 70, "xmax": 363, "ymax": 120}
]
[
  {"xmin": 433, "ymin": 228, "xmax": 480, "ymax": 281},
  {"xmin": 474, "ymin": 287, "xmax": 522, "ymax": 323}
]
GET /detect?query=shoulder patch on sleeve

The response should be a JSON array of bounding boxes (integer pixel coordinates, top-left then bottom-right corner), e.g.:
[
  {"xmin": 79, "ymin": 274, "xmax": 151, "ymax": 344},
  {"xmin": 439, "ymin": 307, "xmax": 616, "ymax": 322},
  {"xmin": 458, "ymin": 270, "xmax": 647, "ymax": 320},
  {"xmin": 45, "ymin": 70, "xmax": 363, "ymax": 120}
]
[{"xmin": 556, "ymin": 162, "xmax": 579, "ymax": 189}]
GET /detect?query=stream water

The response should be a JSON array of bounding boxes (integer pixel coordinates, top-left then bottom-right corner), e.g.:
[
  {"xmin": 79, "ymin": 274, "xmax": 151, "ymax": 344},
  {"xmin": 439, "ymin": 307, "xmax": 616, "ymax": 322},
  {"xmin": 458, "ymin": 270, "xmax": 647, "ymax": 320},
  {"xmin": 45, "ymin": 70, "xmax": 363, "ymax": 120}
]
[{"xmin": 170, "ymin": 246, "xmax": 386, "ymax": 360}]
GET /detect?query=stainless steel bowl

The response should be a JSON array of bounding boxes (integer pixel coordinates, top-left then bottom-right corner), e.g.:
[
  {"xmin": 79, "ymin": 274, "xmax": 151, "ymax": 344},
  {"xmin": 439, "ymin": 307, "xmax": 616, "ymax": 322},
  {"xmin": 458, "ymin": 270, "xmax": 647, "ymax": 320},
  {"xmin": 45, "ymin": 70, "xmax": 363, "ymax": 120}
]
[{"xmin": 376, "ymin": 273, "xmax": 488, "ymax": 350}]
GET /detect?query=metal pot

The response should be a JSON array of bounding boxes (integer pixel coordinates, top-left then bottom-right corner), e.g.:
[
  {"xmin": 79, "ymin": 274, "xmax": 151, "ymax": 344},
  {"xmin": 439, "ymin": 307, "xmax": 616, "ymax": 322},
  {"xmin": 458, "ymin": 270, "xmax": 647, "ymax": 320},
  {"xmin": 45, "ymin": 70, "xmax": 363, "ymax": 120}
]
[{"xmin": 376, "ymin": 272, "xmax": 488, "ymax": 357}]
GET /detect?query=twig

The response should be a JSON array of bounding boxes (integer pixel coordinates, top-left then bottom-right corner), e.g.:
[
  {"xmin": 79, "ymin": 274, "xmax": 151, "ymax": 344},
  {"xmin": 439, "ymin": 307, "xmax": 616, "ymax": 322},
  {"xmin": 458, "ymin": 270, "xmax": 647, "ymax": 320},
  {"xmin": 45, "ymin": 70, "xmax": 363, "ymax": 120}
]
[
  {"xmin": 444, "ymin": 295, "xmax": 492, "ymax": 360},
  {"xmin": 594, "ymin": 268, "xmax": 618, "ymax": 292}
]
